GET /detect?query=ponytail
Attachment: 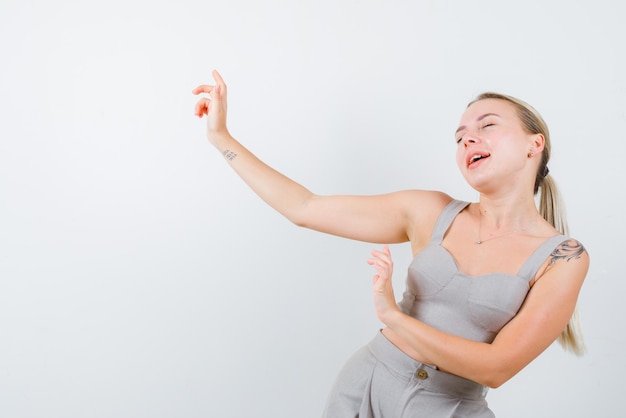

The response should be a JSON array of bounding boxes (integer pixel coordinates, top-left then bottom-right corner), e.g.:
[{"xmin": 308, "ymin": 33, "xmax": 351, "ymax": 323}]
[{"xmin": 538, "ymin": 174, "xmax": 586, "ymax": 355}]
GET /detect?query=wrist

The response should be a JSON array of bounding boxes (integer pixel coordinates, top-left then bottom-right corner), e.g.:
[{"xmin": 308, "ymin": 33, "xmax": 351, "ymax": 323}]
[
  {"xmin": 209, "ymin": 131, "xmax": 235, "ymax": 151},
  {"xmin": 382, "ymin": 307, "xmax": 405, "ymax": 328},
  {"xmin": 206, "ymin": 130, "xmax": 234, "ymax": 152}
]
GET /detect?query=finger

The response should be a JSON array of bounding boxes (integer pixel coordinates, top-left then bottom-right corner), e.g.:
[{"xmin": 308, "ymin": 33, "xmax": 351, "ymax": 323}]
[
  {"xmin": 370, "ymin": 249, "xmax": 392, "ymax": 265},
  {"xmin": 192, "ymin": 84, "xmax": 215, "ymax": 95},
  {"xmin": 194, "ymin": 98, "xmax": 207, "ymax": 116},
  {"xmin": 194, "ymin": 98, "xmax": 210, "ymax": 117},
  {"xmin": 367, "ymin": 258, "xmax": 390, "ymax": 274},
  {"xmin": 372, "ymin": 246, "xmax": 392, "ymax": 260},
  {"xmin": 371, "ymin": 259, "xmax": 392, "ymax": 275},
  {"xmin": 212, "ymin": 70, "xmax": 227, "ymax": 93},
  {"xmin": 371, "ymin": 261, "xmax": 384, "ymax": 272}
]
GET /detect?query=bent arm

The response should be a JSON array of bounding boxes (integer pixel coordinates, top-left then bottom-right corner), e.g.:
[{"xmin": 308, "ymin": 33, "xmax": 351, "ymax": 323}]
[{"xmin": 380, "ymin": 240, "xmax": 589, "ymax": 388}]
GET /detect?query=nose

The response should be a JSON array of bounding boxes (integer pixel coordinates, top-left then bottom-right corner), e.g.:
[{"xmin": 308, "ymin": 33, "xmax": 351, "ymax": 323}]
[{"xmin": 462, "ymin": 134, "xmax": 479, "ymax": 147}]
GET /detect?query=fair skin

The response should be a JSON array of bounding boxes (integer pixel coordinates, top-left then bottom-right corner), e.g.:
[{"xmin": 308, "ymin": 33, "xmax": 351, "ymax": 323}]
[{"xmin": 193, "ymin": 70, "xmax": 589, "ymax": 389}]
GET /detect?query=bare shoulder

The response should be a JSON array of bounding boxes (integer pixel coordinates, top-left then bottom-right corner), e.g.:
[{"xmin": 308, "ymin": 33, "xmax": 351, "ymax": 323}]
[
  {"xmin": 396, "ymin": 190, "xmax": 455, "ymax": 249},
  {"xmin": 395, "ymin": 190, "xmax": 453, "ymax": 221},
  {"xmin": 547, "ymin": 238, "xmax": 589, "ymax": 269},
  {"xmin": 533, "ymin": 238, "xmax": 590, "ymax": 288},
  {"xmin": 394, "ymin": 189, "xmax": 453, "ymax": 208}
]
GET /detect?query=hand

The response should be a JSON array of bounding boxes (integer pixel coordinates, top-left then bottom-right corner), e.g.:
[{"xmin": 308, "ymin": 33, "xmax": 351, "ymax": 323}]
[
  {"xmin": 367, "ymin": 245, "xmax": 401, "ymax": 324},
  {"xmin": 192, "ymin": 70, "xmax": 229, "ymax": 144}
]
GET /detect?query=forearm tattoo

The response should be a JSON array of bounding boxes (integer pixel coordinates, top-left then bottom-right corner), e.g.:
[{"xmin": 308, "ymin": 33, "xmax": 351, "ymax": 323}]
[
  {"xmin": 547, "ymin": 239, "xmax": 586, "ymax": 267},
  {"xmin": 222, "ymin": 149, "xmax": 237, "ymax": 161}
]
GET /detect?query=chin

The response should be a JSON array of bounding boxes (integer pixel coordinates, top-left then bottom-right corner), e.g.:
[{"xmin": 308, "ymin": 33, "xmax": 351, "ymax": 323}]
[{"xmin": 464, "ymin": 175, "xmax": 492, "ymax": 194}]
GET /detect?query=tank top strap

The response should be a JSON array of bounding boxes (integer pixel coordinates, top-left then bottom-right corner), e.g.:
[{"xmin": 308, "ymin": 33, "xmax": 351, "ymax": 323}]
[
  {"xmin": 516, "ymin": 234, "xmax": 570, "ymax": 281},
  {"xmin": 430, "ymin": 199, "xmax": 471, "ymax": 243}
]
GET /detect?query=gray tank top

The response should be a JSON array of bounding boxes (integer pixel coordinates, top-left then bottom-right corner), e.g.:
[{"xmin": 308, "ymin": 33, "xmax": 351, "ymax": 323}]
[{"xmin": 397, "ymin": 199, "xmax": 568, "ymax": 343}]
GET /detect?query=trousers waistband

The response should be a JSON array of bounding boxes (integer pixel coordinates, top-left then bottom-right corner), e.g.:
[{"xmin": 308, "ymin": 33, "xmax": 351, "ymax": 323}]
[{"xmin": 368, "ymin": 331, "xmax": 488, "ymax": 400}]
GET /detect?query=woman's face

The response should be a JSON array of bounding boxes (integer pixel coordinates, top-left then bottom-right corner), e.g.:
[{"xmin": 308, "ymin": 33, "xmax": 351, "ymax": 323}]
[{"xmin": 455, "ymin": 98, "xmax": 541, "ymax": 193}]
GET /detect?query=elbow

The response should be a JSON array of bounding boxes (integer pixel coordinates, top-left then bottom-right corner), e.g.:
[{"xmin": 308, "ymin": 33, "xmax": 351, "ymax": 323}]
[
  {"xmin": 285, "ymin": 194, "xmax": 316, "ymax": 228},
  {"xmin": 467, "ymin": 347, "xmax": 523, "ymax": 389},
  {"xmin": 291, "ymin": 218, "xmax": 307, "ymax": 228},
  {"xmin": 483, "ymin": 376, "xmax": 507, "ymax": 389},
  {"xmin": 479, "ymin": 364, "xmax": 517, "ymax": 389},
  {"xmin": 288, "ymin": 210, "xmax": 309, "ymax": 228},
  {"xmin": 290, "ymin": 209, "xmax": 308, "ymax": 227}
]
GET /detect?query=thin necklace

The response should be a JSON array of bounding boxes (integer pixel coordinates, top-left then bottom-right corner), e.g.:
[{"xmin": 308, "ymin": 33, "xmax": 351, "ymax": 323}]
[{"xmin": 476, "ymin": 209, "xmax": 538, "ymax": 245}]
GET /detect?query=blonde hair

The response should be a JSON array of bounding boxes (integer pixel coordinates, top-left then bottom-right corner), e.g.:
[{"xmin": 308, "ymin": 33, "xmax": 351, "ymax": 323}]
[{"xmin": 470, "ymin": 92, "xmax": 586, "ymax": 355}]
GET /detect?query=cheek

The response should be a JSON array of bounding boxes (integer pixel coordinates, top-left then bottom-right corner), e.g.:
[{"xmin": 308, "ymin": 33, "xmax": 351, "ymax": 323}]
[{"xmin": 455, "ymin": 148, "xmax": 465, "ymax": 169}]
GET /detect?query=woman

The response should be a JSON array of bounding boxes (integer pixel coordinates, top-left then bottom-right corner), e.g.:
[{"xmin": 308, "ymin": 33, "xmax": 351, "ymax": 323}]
[{"xmin": 192, "ymin": 71, "xmax": 589, "ymax": 417}]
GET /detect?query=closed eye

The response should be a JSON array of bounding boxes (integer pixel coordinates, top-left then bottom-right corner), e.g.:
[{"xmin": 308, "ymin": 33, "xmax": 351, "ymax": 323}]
[{"xmin": 455, "ymin": 130, "xmax": 466, "ymax": 143}]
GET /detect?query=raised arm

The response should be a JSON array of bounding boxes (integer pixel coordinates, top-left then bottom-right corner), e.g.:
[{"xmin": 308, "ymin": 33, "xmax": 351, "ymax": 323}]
[{"xmin": 192, "ymin": 71, "xmax": 449, "ymax": 244}]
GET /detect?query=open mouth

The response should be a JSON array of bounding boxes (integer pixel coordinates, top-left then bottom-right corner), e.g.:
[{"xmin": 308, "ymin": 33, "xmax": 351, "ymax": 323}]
[{"xmin": 468, "ymin": 153, "xmax": 490, "ymax": 167}]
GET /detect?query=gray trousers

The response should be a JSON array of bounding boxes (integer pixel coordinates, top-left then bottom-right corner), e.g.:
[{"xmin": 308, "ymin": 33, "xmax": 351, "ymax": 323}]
[{"xmin": 322, "ymin": 332, "xmax": 494, "ymax": 418}]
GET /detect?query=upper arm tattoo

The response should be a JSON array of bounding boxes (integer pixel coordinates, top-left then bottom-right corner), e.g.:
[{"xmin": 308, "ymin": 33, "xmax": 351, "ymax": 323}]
[{"xmin": 547, "ymin": 239, "xmax": 586, "ymax": 268}]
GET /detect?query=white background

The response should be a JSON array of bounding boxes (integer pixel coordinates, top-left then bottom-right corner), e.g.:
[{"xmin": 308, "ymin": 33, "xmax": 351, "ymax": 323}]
[{"xmin": 1, "ymin": 1, "xmax": 624, "ymax": 417}]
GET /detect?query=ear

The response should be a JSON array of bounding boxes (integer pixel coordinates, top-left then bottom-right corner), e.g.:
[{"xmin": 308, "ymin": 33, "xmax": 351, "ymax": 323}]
[{"xmin": 529, "ymin": 133, "xmax": 545, "ymax": 155}]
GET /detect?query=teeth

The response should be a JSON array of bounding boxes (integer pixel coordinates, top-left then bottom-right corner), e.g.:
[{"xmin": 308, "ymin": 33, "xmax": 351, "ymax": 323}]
[{"xmin": 470, "ymin": 155, "xmax": 484, "ymax": 163}]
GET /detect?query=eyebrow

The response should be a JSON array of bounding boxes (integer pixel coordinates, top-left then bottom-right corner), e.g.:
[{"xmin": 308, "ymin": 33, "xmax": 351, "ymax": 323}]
[{"xmin": 455, "ymin": 113, "xmax": 501, "ymax": 135}]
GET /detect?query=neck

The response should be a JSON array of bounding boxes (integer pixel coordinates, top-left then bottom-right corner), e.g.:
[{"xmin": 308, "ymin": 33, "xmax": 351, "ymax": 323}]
[{"xmin": 476, "ymin": 194, "xmax": 539, "ymax": 230}]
